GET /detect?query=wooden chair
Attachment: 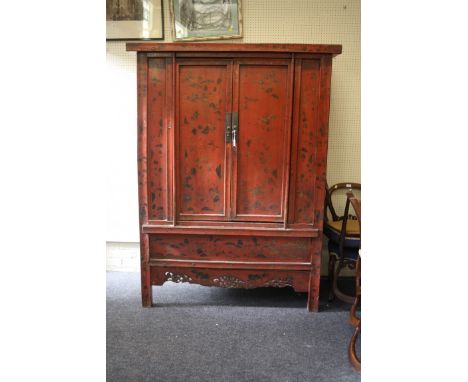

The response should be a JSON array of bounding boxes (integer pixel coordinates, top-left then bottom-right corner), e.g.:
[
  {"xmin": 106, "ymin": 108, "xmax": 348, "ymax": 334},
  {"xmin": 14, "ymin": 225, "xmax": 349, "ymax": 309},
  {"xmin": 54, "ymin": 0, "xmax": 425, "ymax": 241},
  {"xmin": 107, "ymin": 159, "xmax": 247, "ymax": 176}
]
[
  {"xmin": 323, "ymin": 182, "xmax": 361, "ymax": 303},
  {"xmin": 346, "ymin": 192, "xmax": 361, "ymax": 372}
]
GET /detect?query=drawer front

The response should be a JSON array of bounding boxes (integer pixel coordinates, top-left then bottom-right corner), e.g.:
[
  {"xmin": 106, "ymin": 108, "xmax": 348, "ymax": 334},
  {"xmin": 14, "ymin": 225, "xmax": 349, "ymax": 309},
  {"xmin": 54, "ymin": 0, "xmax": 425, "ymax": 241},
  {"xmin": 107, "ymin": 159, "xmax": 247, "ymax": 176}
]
[{"xmin": 149, "ymin": 234, "xmax": 311, "ymax": 262}]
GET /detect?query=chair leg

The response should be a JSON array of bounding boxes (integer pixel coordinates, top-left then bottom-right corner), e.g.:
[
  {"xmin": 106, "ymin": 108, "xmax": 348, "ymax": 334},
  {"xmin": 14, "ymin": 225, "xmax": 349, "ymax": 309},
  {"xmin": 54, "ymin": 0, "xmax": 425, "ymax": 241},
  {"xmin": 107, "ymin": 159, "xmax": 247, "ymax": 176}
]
[
  {"xmin": 349, "ymin": 257, "xmax": 361, "ymax": 326},
  {"xmin": 332, "ymin": 261, "xmax": 355, "ymax": 304},
  {"xmin": 328, "ymin": 254, "xmax": 336, "ymax": 302},
  {"xmin": 349, "ymin": 295, "xmax": 360, "ymax": 327},
  {"xmin": 348, "ymin": 323, "xmax": 361, "ymax": 372}
]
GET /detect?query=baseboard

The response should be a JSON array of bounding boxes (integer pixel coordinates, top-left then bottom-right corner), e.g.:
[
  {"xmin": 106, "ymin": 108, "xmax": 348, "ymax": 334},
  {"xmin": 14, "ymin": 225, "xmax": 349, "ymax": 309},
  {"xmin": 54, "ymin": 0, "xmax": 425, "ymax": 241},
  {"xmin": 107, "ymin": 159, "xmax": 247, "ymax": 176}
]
[{"xmin": 106, "ymin": 242, "xmax": 140, "ymax": 272}]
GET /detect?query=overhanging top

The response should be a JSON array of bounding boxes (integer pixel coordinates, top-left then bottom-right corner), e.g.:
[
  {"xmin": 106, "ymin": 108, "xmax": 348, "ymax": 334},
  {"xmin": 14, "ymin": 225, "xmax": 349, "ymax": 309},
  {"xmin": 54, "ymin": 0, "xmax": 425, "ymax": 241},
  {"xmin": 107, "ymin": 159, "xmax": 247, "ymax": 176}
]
[{"xmin": 126, "ymin": 43, "xmax": 342, "ymax": 55}]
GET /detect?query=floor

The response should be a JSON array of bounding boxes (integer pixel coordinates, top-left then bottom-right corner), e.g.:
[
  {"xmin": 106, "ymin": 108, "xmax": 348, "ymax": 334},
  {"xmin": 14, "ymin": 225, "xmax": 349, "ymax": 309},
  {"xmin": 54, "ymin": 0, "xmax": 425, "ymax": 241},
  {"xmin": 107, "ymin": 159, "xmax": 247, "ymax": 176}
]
[{"xmin": 107, "ymin": 272, "xmax": 360, "ymax": 382}]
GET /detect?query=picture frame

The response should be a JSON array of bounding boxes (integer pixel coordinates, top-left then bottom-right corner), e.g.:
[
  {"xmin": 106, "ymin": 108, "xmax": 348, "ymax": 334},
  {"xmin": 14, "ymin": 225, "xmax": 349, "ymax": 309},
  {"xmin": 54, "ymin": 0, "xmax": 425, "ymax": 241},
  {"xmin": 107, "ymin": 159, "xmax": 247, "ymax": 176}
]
[
  {"xmin": 106, "ymin": 0, "xmax": 164, "ymax": 41},
  {"xmin": 169, "ymin": 0, "xmax": 243, "ymax": 41}
]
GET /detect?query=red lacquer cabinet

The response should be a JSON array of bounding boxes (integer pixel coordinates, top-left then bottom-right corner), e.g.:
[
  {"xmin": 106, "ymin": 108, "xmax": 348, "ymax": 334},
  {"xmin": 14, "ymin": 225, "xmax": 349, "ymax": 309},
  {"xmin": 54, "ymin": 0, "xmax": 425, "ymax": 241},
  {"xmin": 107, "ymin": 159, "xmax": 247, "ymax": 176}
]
[{"xmin": 126, "ymin": 43, "xmax": 342, "ymax": 311}]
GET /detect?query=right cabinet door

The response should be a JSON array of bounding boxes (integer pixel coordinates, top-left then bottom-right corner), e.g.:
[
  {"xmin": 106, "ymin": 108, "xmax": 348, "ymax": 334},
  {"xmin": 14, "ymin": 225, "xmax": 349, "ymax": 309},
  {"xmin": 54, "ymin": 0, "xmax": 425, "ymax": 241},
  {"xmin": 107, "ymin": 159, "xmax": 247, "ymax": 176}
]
[{"xmin": 230, "ymin": 59, "xmax": 293, "ymax": 223}]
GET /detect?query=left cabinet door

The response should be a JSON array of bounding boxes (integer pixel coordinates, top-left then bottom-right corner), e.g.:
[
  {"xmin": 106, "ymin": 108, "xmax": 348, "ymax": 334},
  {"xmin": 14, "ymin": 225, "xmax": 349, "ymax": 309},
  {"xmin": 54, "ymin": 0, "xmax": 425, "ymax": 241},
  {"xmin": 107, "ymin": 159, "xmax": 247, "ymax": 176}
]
[{"xmin": 175, "ymin": 59, "xmax": 233, "ymax": 221}]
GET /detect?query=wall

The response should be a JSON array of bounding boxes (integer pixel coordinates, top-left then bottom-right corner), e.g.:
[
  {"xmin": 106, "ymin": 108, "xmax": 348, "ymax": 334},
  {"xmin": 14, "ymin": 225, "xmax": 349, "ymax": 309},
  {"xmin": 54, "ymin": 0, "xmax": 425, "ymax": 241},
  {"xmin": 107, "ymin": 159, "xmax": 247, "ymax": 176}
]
[{"xmin": 106, "ymin": 0, "xmax": 360, "ymax": 272}]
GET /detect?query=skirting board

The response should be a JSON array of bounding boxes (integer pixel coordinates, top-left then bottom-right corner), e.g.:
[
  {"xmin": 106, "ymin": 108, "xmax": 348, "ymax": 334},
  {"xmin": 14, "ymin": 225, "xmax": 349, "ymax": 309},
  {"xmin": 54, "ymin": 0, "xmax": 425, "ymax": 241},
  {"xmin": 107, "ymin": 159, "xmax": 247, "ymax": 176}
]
[{"xmin": 106, "ymin": 242, "xmax": 140, "ymax": 272}]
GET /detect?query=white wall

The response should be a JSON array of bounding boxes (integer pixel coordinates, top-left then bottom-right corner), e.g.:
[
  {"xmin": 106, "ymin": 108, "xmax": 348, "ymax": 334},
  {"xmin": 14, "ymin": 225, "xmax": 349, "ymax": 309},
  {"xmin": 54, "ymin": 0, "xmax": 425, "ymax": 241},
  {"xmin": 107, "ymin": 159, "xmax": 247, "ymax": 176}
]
[{"xmin": 106, "ymin": 44, "xmax": 139, "ymax": 242}]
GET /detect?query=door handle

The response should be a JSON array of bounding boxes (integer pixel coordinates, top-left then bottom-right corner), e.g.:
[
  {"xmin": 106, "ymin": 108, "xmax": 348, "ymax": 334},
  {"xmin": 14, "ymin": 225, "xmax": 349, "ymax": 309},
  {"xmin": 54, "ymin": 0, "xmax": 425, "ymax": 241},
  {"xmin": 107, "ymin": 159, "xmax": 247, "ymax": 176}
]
[{"xmin": 232, "ymin": 112, "xmax": 238, "ymax": 148}]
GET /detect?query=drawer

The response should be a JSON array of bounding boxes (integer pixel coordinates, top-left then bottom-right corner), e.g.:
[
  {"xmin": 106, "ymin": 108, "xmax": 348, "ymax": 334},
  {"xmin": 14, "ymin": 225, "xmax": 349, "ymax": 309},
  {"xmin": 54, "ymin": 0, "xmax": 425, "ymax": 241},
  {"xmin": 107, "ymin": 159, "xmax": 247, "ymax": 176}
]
[{"xmin": 149, "ymin": 234, "xmax": 311, "ymax": 262}]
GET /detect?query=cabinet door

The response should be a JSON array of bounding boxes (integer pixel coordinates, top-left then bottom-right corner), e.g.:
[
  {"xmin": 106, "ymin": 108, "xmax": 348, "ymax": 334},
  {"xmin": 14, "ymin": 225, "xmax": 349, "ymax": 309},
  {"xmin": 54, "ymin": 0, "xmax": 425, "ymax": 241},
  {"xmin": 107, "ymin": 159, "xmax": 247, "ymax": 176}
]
[
  {"xmin": 176, "ymin": 59, "xmax": 232, "ymax": 221},
  {"xmin": 231, "ymin": 59, "xmax": 293, "ymax": 222}
]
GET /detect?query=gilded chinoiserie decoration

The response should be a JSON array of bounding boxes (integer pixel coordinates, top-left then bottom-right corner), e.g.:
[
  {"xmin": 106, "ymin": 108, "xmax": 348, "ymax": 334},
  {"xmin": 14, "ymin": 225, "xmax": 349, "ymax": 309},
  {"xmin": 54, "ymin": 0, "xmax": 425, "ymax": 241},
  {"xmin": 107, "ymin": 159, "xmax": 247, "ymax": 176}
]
[
  {"xmin": 165, "ymin": 272, "xmax": 193, "ymax": 283},
  {"xmin": 213, "ymin": 275, "xmax": 293, "ymax": 288}
]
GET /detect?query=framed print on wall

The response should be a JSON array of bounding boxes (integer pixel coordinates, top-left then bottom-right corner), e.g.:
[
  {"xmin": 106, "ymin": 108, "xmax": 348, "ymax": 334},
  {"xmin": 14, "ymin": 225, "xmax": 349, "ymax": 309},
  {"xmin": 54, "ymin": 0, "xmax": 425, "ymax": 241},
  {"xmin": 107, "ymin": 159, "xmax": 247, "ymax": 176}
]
[
  {"xmin": 106, "ymin": 0, "xmax": 164, "ymax": 41},
  {"xmin": 170, "ymin": 0, "xmax": 242, "ymax": 41}
]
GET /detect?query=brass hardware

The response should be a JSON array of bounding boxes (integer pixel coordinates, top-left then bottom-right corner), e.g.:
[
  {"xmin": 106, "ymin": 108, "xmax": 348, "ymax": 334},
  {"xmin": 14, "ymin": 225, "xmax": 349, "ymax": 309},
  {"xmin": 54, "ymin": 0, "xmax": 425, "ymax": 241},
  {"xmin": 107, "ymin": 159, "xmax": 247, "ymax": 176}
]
[
  {"xmin": 225, "ymin": 112, "xmax": 232, "ymax": 143},
  {"xmin": 232, "ymin": 112, "xmax": 238, "ymax": 148}
]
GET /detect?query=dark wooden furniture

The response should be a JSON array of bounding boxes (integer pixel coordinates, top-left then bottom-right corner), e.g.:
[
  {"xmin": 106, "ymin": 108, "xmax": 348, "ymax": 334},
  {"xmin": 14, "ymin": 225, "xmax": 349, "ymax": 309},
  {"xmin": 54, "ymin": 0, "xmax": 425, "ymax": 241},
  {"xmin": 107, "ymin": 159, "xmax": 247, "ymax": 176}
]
[
  {"xmin": 126, "ymin": 43, "xmax": 342, "ymax": 311},
  {"xmin": 324, "ymin": 182, "xmax": 361, "ymax": 303},
  {"xmin": 348, "ymin": 256, "xmax": 361, "ymax": 372},
  {"xmin": 346, "ymin": 192, "xmax": 361, "ymax": 372}
]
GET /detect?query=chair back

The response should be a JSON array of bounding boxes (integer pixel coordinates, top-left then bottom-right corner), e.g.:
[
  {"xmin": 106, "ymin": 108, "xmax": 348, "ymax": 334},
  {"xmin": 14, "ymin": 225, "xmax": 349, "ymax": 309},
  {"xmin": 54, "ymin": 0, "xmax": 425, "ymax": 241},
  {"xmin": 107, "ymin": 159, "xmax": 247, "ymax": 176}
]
[{"xmin": 325, "ymin": 182, "xmax": 361, "ymax": 222}]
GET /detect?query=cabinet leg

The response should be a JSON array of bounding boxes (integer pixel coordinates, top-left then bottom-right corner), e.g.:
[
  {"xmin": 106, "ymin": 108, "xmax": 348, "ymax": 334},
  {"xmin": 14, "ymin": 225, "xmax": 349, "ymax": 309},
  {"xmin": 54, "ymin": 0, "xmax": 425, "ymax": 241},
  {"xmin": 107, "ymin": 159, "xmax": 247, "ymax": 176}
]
[
  {"xmin": 307, "ymin": 292, "xmax": 319, "ymax": 312},
  {"xmin": 140, "ymin": 265, "xmax": 153, "ymax": 307},
  {"xmin": 141, "ymin": 282, "xmax": 153, "ymax": 307},
  {"xmin": 140, "ymin": 233, "xmax": 153, "ymax": 307},
  {"xmin": 307, "ymin": 272, "xmax": 320, "ymax": 312}
]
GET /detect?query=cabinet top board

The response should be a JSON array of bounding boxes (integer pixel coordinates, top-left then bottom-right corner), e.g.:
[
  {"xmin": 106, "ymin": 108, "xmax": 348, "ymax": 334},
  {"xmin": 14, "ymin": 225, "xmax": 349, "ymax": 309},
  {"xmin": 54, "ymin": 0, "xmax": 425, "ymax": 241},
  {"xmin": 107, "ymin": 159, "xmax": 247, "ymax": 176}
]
[{"xmin": 126, "ymin": 42, "xmax": 342, "ymax": 55}]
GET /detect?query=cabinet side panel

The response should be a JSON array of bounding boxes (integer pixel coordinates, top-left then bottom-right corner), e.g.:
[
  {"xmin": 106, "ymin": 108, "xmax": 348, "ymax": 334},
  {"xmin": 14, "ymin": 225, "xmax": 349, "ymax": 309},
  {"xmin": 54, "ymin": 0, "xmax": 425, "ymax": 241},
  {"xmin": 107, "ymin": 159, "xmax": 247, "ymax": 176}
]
[
  {"xmin": 290, "ymin": 59, "xmax": 321, "ymax": 224},
  {"xmin": 137, "ymin": 52, "xmax": 152, "ymax": 306},
  {"xmin": 313, "ymin": 55, "xmax": 333, "ymax": 231},
  {"xmin": 147, "ymin": 58, "xmax": 168, "ymax": 220}
]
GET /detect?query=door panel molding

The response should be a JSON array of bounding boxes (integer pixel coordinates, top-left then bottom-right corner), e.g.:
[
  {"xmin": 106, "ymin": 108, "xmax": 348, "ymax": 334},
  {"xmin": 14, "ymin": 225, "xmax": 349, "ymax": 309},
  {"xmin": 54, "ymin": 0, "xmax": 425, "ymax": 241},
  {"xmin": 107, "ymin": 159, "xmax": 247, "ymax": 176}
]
[
  {"xmin": 230, "ymin": 59, "xmax": 294, "ymax": 223},
  {"xmin": 175, "ymin": 59, "xmax": 233, "ymax": 221}
]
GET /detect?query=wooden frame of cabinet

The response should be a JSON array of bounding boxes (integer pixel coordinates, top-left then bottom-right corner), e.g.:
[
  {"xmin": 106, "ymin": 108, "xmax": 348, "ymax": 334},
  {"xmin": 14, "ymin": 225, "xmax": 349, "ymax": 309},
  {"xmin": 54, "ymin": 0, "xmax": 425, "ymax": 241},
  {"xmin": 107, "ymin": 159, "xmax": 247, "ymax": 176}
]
[{"xmin": 127, "ymin": 43, "xmax": 342, "ymax": 311}]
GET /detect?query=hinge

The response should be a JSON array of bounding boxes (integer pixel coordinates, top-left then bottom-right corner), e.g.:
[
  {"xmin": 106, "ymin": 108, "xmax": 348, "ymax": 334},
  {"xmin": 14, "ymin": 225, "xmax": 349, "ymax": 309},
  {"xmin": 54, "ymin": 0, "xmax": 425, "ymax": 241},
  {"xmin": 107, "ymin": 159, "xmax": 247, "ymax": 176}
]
[{"xmin": 225, "ymin": 112, "xmax": 232, "ymax": 143}]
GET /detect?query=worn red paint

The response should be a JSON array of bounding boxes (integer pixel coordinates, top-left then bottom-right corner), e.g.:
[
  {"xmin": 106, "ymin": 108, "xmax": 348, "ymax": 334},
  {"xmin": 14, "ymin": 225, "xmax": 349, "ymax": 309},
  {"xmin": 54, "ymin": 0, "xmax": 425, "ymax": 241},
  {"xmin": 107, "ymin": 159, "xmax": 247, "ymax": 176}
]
[
  {"xmin": 149, "ymin": 234, "xmax": 311, "ymax": 262},
  {"xmin": 151, "ymin": 267, "xmax": 310, "ymax": 292},
  {"xmin": 147, "ymin": 58, "xmax": 168, "ymax": 220},
  {"xmin": 177, "ymin": 62, "xmax": 230, "ymax": 220},
  {"xmin": 128, "ymin": 43, "xmax": 341, "ymax": 311},
  {"xmin": 290, "ymin": 59, "xmax": 321, "ymax": 224},
  {"xmin": 234, "ymin": 63, "xmax": 289, "ymax": 220}
]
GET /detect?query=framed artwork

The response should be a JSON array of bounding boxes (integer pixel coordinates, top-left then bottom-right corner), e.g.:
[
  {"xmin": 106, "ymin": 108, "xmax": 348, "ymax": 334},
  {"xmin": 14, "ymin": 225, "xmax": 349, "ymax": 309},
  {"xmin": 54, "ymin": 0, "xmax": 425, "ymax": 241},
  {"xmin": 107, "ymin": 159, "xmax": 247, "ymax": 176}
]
[
  {"xmin": 170, "ymin": 0, "xmax": 242, "ymax": 41},
  {"xmin": 106, "ymin": 0, "xmax": 164, "ymax": 41}
]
